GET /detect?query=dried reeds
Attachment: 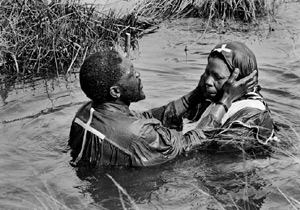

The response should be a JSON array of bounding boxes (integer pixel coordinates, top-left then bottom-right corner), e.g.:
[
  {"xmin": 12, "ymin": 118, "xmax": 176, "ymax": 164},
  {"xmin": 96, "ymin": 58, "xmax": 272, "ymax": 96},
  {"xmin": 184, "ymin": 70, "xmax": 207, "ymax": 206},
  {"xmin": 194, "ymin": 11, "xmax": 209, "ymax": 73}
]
[
  {"xmin": 0, "ymin": 0, "xmax": 155, "ymax": 76},
  {"xmin": 0, "ymin": 0, "xmax": 284, "ymax": 77},
  {"xmin": 133, "ymin": 0, "xmax": 282, "ymax": 22},
  {"xmin": 278, "ymin": 187, "xmax": 300, "ymax": 210}
]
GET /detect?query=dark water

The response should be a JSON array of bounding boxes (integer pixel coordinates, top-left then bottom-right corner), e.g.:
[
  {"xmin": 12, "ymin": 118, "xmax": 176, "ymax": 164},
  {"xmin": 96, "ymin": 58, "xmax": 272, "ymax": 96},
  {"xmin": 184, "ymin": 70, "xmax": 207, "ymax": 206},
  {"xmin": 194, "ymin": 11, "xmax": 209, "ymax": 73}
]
[{"xmin": 1, "ymin": 2, "xmax": 300, "ymax": 210}]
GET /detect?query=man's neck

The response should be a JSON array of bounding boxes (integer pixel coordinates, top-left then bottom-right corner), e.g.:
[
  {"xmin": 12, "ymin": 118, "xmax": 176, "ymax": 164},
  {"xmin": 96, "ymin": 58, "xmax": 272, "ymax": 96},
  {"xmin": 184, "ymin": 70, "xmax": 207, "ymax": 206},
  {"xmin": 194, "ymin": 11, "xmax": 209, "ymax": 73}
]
[{"xmin": 107, "ymin": 98, "xmax": 130, "ymax": 107}]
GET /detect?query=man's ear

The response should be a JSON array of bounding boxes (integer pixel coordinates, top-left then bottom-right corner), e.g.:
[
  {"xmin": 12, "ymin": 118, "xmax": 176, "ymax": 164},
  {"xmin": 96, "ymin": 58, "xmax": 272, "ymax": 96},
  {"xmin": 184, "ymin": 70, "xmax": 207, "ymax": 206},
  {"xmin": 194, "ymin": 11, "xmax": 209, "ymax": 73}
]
[{"xmin": 110, "ymin": 85, "xmax": 121, "ymax": 99}]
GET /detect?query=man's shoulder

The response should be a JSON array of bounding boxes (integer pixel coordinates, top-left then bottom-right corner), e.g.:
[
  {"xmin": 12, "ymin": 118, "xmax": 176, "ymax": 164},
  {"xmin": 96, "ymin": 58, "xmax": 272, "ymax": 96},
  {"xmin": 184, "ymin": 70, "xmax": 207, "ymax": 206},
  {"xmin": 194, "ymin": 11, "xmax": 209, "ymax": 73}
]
[
  {"xmin": 76, "ymin": 101, "xmax": 92, "ymax": 114},
  {"xmin": 72, "ymin": 101, "xmax": 92, "ymax": 121}
]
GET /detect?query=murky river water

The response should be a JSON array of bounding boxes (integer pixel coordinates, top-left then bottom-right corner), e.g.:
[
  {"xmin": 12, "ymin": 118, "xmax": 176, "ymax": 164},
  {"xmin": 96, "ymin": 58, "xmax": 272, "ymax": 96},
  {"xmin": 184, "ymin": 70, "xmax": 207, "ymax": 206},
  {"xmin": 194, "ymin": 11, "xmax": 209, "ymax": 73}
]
[{"xmin": 1, "ymin": 2, "xmax": 300, "ymax": 210}]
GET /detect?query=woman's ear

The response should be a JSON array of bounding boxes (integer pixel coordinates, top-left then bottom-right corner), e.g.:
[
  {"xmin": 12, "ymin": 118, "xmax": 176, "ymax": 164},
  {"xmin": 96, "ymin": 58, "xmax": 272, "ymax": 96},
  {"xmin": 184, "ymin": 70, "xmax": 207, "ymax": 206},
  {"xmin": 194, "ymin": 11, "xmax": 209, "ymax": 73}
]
[{"xmin": 110, "ymin": 86, "xmax": 121, "ymax": 99}]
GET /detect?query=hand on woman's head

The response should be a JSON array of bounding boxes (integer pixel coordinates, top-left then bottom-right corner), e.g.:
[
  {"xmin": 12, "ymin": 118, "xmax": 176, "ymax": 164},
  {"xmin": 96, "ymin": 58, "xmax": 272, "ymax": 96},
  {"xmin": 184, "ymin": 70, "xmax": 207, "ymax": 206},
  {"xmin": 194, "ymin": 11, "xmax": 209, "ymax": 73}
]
[
  {"xmin": 221, "ymin": 68, "xmax": 257, "ymax": 103},
  {"xmin": 197, "ymin": 73, "xmax": 206, "ymax": 97}
]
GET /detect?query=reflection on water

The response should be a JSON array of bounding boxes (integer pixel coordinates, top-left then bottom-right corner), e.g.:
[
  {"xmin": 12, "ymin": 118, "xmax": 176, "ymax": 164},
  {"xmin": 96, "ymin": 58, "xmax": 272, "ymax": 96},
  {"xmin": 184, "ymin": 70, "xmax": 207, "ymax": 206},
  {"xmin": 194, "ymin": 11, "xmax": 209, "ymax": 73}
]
[{"xmin": 1, "ymin": 2, "xmax": 300, "ymax": 210}]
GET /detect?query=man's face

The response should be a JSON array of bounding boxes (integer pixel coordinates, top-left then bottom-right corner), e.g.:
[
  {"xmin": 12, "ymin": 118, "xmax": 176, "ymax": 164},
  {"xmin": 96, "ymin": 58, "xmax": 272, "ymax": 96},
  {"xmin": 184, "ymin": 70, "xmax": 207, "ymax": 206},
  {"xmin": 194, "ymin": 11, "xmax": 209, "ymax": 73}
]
[
  {"xmin": 202, "ymin": 57, "xmax": 231, "ymax": 101},
  {"xmin": 118, "ymin": 58, "xmax": 146, "ymax": 104}
]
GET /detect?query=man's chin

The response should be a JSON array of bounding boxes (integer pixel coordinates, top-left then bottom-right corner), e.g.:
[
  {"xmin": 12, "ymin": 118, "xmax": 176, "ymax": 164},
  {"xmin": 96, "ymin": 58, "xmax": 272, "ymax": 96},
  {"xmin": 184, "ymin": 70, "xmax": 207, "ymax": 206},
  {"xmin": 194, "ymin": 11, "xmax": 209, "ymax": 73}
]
[
  {"xmin": 138, "ymin": 94, "xmax": 146, "ymax": 101},
  {"xmin": 132, "ymin": 93, "xmax": 146, "ymax": 103}
]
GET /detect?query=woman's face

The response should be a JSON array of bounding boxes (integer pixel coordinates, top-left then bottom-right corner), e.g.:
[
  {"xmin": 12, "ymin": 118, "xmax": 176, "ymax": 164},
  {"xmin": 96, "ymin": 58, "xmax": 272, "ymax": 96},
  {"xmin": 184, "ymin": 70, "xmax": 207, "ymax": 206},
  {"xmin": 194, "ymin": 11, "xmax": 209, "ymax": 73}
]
[{"xmin": 202, "ymin": 57, "xmax": 231, "ymax": 101}]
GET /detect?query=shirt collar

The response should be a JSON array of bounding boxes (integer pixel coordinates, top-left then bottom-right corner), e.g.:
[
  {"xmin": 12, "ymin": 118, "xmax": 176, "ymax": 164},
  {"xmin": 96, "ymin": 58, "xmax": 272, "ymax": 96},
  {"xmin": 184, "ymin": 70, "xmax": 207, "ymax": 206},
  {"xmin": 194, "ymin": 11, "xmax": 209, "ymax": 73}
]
[{"xmin": 92, "ymin": 102, "xmax": 132, "ymax": 115}]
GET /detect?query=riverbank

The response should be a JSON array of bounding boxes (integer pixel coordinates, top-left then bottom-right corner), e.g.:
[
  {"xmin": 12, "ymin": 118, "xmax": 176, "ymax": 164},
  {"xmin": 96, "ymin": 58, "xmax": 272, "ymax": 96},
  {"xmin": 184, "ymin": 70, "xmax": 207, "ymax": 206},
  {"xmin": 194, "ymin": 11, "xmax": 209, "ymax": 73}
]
[
  {"xmin": 0, "ymin": 0, "xmax": 283, "ymax": 79},
  {"xmin": 0, "ymin": 0, "xmax": 157, "ymax": 78}
]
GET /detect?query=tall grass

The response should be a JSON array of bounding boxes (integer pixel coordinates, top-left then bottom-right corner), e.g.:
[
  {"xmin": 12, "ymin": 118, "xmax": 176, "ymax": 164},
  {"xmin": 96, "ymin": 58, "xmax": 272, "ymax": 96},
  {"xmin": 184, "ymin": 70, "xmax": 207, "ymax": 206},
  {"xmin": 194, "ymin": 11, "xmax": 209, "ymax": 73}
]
[
  {"xmin": 133, "ymin": 0, "xmax": 284, "ymax": 22},
  {"xmin": 0, "ymin": 0, "xmax": 285, "ymax": 78},
  {"xmin": 0, "ymin": 0, "xmax": 154, "ymax": 77}
]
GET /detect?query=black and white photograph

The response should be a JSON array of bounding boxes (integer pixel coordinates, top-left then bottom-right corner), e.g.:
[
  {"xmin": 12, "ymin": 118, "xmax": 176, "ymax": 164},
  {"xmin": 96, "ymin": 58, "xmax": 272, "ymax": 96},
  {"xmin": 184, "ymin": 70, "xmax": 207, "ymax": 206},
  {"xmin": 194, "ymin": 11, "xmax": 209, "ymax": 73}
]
[{"xmin": 1, "ymin": 0, "xmax": 300, "ymax": 209}]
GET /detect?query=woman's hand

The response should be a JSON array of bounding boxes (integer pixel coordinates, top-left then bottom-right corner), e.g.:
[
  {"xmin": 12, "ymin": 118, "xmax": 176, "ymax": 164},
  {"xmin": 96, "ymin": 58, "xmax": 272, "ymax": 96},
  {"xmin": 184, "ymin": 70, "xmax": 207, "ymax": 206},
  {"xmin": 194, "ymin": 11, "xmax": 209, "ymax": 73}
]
[{"xmin": 220, "ymin": 68, "xmax": 257, "ymax": 107}]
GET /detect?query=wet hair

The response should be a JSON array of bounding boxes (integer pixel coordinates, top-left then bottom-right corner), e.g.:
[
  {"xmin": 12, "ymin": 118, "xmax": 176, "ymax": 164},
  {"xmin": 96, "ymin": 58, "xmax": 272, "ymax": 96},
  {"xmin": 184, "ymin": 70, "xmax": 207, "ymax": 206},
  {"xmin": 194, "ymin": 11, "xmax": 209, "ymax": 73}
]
[
  {"xmin": 209, "ymin": 41, "xmax": 258, "ymax": 81},
  {"xmin": 79, "ymin": 50, "xmax": 124, "ymax": 103}
]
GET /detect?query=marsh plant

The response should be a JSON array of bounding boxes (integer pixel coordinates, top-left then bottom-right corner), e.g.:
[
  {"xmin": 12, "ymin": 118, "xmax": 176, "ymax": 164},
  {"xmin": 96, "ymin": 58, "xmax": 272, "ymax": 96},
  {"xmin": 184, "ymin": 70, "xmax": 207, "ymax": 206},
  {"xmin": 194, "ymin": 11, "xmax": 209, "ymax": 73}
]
[
  {"xmin": 0, "ymin": 0, "xmax": 152, "ymax": 77},
  {"xmin": 133, "ymin": 0, "xmax": 284, "ymax": 21},
  {"xmin": 0, "ymin": 0, "xmax": 285, "ymax": 78}
]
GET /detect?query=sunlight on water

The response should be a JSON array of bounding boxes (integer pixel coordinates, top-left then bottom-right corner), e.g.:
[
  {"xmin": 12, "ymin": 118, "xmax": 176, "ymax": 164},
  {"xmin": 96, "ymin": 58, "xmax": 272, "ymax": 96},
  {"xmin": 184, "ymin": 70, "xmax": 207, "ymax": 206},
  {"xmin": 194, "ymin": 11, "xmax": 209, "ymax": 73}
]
[{"xmin": 1, "ymin": 1, "xmax": 300, "ymax": 210}]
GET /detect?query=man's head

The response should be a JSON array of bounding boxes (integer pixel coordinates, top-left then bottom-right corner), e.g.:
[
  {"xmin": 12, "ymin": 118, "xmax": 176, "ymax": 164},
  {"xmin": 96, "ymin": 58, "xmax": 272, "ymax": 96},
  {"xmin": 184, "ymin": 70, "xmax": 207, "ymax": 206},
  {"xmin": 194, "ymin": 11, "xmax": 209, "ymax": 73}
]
[
  {"xmin": 80, "ymin": 50, "xmax": 145, "ymax": 105},
  {"xmin": 201, "ymin": 41, "xmax": 258, "ymax": 101}
]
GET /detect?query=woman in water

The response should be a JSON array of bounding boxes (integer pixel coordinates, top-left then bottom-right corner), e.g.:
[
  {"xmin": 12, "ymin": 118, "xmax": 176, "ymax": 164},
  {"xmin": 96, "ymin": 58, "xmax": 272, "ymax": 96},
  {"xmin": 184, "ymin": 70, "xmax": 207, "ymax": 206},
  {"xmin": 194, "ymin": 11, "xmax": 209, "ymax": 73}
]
[{"xmin": 184, "ymin": 41, "xmax": 279, "ymax": 151}]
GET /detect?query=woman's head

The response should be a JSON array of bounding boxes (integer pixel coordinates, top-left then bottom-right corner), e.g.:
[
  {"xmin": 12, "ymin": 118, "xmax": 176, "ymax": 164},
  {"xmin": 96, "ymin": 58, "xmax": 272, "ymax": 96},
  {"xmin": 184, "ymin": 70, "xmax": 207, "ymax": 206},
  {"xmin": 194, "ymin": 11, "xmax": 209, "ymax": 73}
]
[{"xmin": 202, "ymin": 41, "xmax": 258, "ymax": 101}]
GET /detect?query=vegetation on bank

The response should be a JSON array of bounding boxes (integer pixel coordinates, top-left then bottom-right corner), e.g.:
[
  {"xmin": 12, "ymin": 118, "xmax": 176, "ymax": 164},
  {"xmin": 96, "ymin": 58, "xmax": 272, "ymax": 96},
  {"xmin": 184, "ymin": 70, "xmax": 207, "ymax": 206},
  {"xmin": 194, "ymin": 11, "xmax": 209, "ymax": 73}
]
[
  {"xmin": 133, "ymin": 0, "xmax": 282, "ymax": 22},
  {"xmin": 0, "ymin": 0, "xmax": 283, "ymax": 77},
  {"xmin": 0, "ymin": 0, "xmax": 155, "ymax": 77}
]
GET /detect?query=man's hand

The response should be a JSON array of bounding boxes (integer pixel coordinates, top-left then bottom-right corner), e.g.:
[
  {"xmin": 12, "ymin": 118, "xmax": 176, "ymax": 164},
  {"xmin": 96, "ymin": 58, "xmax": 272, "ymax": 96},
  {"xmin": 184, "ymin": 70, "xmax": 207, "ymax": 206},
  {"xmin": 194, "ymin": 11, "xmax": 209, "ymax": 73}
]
[
  {"xmin": 220, "ymin": 68, "xmax": 257, "ymax": 106},
  {"xmin": 181, "ymin": 74, "xmax": 206, "ymax": 109}
]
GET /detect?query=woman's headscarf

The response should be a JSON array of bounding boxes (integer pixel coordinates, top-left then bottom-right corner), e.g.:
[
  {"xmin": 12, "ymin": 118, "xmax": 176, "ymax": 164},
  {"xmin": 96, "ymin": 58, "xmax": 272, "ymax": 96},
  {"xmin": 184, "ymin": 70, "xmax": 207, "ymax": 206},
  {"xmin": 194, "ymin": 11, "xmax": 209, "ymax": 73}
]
[{"xmin": 208, "ymin": 41, "xmax": 258, "ymax": 81}]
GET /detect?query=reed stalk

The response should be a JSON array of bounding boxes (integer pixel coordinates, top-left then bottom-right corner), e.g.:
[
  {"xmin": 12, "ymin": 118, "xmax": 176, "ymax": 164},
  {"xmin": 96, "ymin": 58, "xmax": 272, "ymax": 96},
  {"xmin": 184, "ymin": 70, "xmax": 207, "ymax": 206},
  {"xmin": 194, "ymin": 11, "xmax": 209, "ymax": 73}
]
[{"xmin": 107, "ymin": 174, "xmax": 140, "ymax": 210}]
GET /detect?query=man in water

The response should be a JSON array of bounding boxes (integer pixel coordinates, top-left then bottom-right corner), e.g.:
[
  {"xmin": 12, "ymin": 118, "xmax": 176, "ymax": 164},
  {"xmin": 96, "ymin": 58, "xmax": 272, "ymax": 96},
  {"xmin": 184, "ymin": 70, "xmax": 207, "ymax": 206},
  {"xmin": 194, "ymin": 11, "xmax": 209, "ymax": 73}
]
[{"xmin": 68, "ymin": 49, "xmax": 256, "ymax": 167}]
